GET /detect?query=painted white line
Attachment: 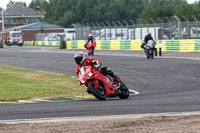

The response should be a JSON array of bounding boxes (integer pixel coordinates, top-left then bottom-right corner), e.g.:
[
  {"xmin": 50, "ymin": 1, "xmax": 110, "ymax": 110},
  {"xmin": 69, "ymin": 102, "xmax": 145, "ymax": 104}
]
[
  {"xmin": 160, "ymin": 56, "xmax": 200, "ymax": 61},
  {"xmin": 129, "ymin": 89, "xmax": 140, "ymax": 95}
]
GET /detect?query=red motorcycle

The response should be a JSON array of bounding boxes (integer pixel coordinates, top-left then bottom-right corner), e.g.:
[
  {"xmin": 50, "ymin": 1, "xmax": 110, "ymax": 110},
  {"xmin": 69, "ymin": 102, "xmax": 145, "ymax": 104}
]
[
  {"xmin": 85, "ymin": 41, "xmax": 96, "ymax": 56},
  {"xmin": 79, "ymin": 66, "xmax": 129, "ymax": 100}
]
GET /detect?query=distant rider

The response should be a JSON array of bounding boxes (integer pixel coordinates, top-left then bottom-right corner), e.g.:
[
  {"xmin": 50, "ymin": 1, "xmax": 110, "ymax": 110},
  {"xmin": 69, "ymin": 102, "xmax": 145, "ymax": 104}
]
[
  {"xmin": 141, "ymin": 33, "xmax": 156, "ymax": 52},
  {"xmin": 85, "ymin": 33, "xmax": 95, "ymax": 49},
  {"xmin": 74, "ymin": 52, "xmax": 120, "ymax": 82}
]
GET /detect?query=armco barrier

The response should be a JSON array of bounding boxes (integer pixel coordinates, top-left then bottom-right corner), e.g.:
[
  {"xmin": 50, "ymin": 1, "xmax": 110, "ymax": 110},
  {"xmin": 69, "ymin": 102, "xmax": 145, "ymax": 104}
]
[
  {"xmin": 24, "ymin": 40, "xmax": 200, "ymax": 52},
  {"xmin": 195, "ymin": 40, "xmax": 200, "ymax": 52},
  {"xmin": 166, "ymin": 40, "xmax": 179, "ymax": 52},
  {"xmin": 24, "ymin": 41, "xmax": 34, "ymax": 46},
  {"xmin": 34, "ymin": 41, "xmax": 60, "ymax": 47}
]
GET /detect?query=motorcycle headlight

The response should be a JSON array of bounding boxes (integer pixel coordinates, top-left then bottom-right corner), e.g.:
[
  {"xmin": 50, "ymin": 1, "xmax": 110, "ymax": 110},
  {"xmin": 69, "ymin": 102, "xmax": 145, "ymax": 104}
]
[
  {"xmin": 81, "ymin": 79, "xmax": 86, "ymax": 84},
  {"xmin": 88, "ymin": 72, "xmax": 93, "ymax": 78}
]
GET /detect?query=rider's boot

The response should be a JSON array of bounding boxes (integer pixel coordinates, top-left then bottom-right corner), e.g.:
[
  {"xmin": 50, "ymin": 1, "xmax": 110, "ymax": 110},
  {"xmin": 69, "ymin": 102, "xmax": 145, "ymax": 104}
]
[{"xmin": 109, "ymin": 73, "xmax": 121, "ymax": 82}]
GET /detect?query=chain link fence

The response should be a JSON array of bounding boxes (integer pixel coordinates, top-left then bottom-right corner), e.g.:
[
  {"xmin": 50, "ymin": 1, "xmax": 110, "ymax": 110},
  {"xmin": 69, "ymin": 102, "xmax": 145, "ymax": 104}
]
[{"xmin": 73, "ymin": 20, "xmax": 200, "ymax": 40}]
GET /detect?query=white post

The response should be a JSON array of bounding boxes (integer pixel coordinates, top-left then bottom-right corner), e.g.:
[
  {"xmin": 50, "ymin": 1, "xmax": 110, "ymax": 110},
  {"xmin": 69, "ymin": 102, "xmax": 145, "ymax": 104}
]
[{"xmin": 159, "ymin": 40, "xmax": 162, "ymax": 56}]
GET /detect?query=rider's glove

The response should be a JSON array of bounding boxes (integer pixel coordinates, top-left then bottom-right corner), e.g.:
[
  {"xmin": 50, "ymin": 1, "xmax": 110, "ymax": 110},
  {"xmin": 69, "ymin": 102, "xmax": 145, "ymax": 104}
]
[{"xmin": 94, "ymin": 63, "xmax": 101, "ymax": 69}]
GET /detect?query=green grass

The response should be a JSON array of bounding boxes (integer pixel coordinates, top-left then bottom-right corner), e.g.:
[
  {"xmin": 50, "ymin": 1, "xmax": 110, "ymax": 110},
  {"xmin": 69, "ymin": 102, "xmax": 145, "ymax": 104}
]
[{"xmin": 0, "ymin": 66, "xmax": 87, "ymax": 102}]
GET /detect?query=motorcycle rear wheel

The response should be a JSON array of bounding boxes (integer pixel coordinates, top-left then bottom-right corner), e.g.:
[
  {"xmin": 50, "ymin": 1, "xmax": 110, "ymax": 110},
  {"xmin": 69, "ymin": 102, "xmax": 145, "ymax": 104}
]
[
  {"xmin": 91, "ymin": 47, "xmax": 94, "ymax": 56},
  {"xmin": 118, "ymin": 81, "xmax": 129, "ymax": 99},
  {"xmin": 88, "ymin": 82, "xmax": 107, "ymax": 100}
]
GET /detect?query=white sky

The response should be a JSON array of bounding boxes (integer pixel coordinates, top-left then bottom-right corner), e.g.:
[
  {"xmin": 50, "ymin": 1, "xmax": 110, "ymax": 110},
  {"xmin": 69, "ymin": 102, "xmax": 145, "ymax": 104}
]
[
  {"xmin": 0, "ymin": 0, "xmax": 32, "ymax": 9},
  {"xmin": 0, "ymin": 0, "xmax": 199, "ymax": 9}
]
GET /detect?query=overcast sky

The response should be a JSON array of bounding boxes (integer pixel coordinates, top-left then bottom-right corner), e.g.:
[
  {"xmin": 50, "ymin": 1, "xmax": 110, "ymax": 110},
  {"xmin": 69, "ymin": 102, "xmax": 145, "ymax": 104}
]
[{"xmin": 0, "ymin": 0, "xmax": 199, "ymax": 9}]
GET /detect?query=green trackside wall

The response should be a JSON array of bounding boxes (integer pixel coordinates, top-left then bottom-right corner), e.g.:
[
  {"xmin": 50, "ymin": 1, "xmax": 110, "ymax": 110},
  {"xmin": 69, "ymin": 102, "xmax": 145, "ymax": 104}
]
[
  {"xmin": 65, "ymin": 40, "xmax": 142, "ymax": 51},
  {"xmin": 24, "ymin": 40, "xmax": 200, "ymax": 52},
  {"xmin": 24, "ymin": 41, "xmax": 34, "ymax": 46},
  {"xmin": 23, "ymin": 41, "xmax": 60, "ymax": 47}
]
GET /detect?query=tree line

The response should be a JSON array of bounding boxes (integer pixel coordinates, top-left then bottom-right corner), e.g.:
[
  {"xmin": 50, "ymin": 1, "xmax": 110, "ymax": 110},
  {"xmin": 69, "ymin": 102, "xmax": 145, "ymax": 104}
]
[{"xmin": 6, "ymin": 0, "xmax": 200, "ymax": 27}]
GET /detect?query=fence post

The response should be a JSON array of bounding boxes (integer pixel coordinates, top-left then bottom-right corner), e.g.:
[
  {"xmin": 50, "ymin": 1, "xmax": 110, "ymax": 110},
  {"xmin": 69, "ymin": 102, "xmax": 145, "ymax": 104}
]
[
  {"xmin": 158, "ymin": 17, "xmax": 164, "ymax": 40},
  {"xmin": 117, "ymin": 21, "xmax": 123, "ymax": 40},
  {"xmin": 174, "ymin": 15, "xmax": 182, "ymax": 40},
  {"xmin": 192, "ymin": 15, "xmax": 198, "ymax": 39},
  {"xmin": 129, "ymin": 20, "xmax": 135, "ymax": 40},
  {"xmin": 183, "ymin": 16, "xmax": 190, "ymax": 39},
  {"xmin": 123, "ymin": 20, "xmax": 129, "ymax": 40},
  {"xmin": 96, "ymin": 22, "xmax": 101, "ymax": 40},
  {"xmin": 112, "ymin": 21, "xmax": 117, "ymax": 40},
  {"xmin": 137, "ymin": 19, "xmax": 142, "ymax": 40},
  {"xmin": 143, "ymin": 19, "xmax": 149, "ymax": 33},
  {"xmin": 151, "ymin": 18, "xmax": 156, "ymax": 40},
  {"xmin": 106, "ymin": 21, "xmax": 112, "ymax": 40},
  {"xmin": 90, "ymin": 23, "xmax": 96, "ymax": 38},
  {"xmin": 165, "ymin": 17, "xmax": 172, "ymax": 39},
  {"xmin": 101, "ymin": 22, "xmax": 106, "ymax": 40}
]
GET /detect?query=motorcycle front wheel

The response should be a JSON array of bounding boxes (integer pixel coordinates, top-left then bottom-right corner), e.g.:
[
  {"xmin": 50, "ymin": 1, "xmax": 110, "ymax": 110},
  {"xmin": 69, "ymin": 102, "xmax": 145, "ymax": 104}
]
[
  {"xmin": 88, "ymin": 82, "xmax": 107, "ymax": 100},
  {"xmin": 118, "ymin": 81, "xmax": 129, "ymax": 99},
  {"xmin": 146, "ymin": 49, "xmax": 150, "ymax": 59}
]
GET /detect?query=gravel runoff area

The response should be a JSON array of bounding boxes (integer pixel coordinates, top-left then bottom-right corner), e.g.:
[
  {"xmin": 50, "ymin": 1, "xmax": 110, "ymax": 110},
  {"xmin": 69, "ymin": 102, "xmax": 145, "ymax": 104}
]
[{"xmin": 1, "ymin": 112, "xmax": 200, "ymax": 133}]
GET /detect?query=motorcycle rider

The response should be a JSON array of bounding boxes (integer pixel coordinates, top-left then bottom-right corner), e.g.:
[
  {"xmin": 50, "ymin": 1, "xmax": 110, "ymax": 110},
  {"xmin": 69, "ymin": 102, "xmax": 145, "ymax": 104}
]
[
  {"xmin": 141, "ymin": 33, "xmax": 156, "ymax": 52},
  {"xmin": 74, "ymin": 52, "xmax": 120, "ymax": 82},
  {"xmin": 84, "ymin": 33, "xmax": 95, "ymax": 49}
]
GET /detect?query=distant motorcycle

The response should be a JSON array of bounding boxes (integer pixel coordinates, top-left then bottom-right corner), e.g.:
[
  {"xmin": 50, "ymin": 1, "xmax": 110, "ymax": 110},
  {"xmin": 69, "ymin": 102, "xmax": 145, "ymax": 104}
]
[
  {"xmin": 79, "ymin": 66, "xmax": 129, "ymax": 100},
  {"xmin": 85, "ymin": 41, "xmax": 96, "ymax": 56},
  {"xmin": 146, "ymin": 40, "xmax": 155, "ymax": 59}
]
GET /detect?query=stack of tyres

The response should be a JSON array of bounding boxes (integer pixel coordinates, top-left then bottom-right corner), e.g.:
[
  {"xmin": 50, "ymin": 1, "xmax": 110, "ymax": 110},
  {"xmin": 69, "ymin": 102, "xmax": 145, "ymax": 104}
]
[{"xmin": 60, "ymin": 41, "xmax": 66, "ymax": 49}]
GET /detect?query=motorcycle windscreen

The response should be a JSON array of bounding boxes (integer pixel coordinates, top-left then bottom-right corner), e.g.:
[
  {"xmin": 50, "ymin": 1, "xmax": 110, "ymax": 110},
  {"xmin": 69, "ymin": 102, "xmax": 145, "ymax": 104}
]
[
  {"xmin": 147, "ymin": 40, "xmax": 154, "ymax": 47},
  {"xmin": 79, "ymin": 66, "xmax": 87, "ymax": 76},
  {"xmin": 79, "ymin": 66, "xmax": 92, "ymax": 82}
]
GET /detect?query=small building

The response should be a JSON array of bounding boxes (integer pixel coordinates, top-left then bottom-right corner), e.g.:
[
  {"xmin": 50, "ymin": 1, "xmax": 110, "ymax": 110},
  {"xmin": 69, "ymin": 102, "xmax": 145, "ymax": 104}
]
[
  {"xmin": 0, "ymin": 3, "xmax": 44, "ymax": 31},
  {"xmin": 1, "ymin": 22, "xmax": 64, "ymax": 41}
]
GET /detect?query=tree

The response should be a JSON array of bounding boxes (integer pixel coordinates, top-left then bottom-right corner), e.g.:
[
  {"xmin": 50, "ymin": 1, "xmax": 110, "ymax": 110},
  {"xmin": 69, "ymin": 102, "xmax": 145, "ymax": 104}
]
[
  {"xmin": 175, "ymin": 3, "xmax": 199, "ymax": 21},
  {"xmin": 27, "ymin": 0, "xmax": 200, "ymax": 27},
  {"xmin": 7, "ymin": 0, "xmax": 15, "ymax": 8}
]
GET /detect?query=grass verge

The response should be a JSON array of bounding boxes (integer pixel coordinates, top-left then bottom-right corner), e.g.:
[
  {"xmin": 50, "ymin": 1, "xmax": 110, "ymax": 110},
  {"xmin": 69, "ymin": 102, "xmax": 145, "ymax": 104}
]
[{"xmin": 0, "ymin": 65, "xmax": 87, "ymax": 102}]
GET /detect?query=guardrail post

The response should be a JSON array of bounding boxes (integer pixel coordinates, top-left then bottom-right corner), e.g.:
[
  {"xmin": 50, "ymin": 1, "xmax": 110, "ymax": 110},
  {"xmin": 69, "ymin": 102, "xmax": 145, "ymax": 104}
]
[
  {"xmin": 155, "ymin": 41, "xmax": 157, "ymax": 56},
  {"xmin": 159, "ymin": 40, "xmax": 162, "ymax": 56}
]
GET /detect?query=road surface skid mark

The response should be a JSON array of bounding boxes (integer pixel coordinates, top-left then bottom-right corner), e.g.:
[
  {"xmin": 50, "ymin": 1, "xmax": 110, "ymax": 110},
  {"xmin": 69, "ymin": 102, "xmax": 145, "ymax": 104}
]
[{"xmin": 0, "ymin": 95, "xmax": 95, "ymax": 104}]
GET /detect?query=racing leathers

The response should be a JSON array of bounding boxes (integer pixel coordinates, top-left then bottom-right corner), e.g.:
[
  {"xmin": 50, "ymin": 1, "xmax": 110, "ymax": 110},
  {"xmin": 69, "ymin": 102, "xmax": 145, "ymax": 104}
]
[
  {"xmin": 85, "ymin": 36, "xmax": 96, "ymax": 55},
  {"xmin": 87, "ymin": 36, "xmax": 95, "ymax": 44},
  {"xmin": 75, "ymin": 57, "xmax": 120, "ymax": 82},
  {"xmin": 141, "ymin": 34, "xmax": 156, "ymax": 51}
]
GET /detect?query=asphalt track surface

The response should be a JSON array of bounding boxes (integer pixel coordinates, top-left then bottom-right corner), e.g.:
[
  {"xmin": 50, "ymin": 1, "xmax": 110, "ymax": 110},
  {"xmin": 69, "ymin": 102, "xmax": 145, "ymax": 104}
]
[{"xmin": 0, "ymin": 46, "xmax": 200, "ymax": 121}]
